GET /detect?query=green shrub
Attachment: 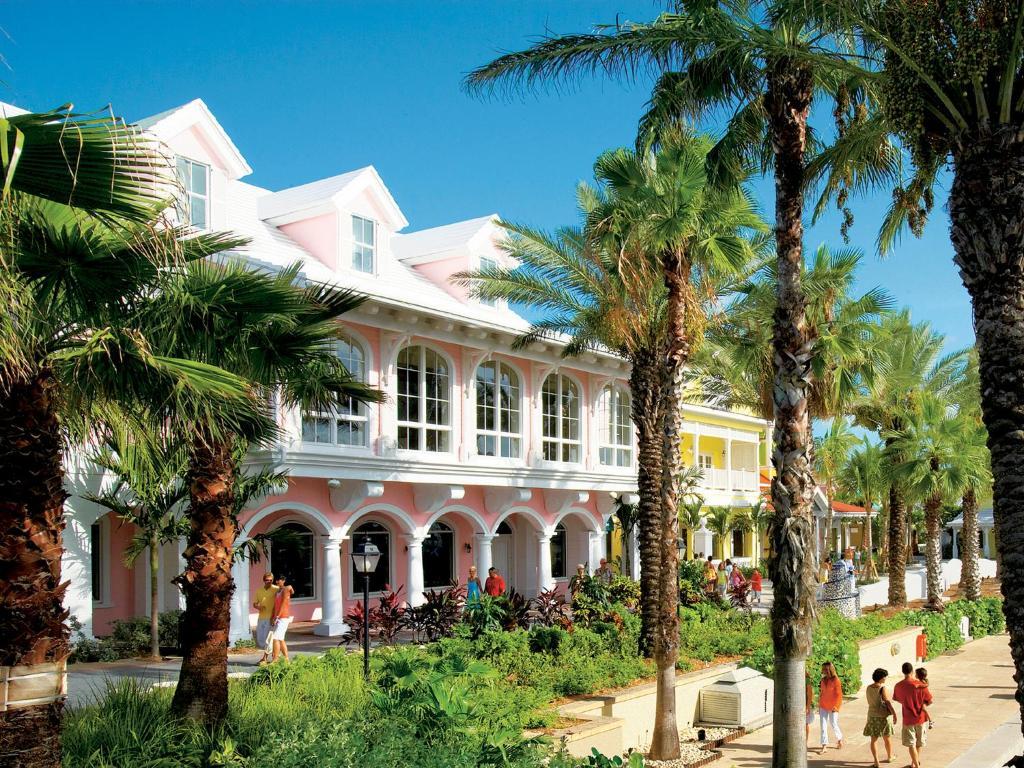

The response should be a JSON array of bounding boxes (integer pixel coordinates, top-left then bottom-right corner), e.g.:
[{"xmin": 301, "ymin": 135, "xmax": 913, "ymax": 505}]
[
  {"xmin": 69, "ymin": 610, "xmax": 185, "ymax": 663},
  {"xmin": 528, "ymin": 626, "xmax": 567, "ymax": 654}
]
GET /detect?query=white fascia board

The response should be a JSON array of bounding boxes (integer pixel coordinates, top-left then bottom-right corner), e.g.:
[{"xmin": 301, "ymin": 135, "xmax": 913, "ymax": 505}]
[
  {"xmin": 334, "ymin": 166, "xmax": 408, "ymax": 230},
  {"xmin": 682, "ymin": 402, "xmax": 772, "ymax": 428},
  {"xmin": 144, "ymin": 99, "xmax": 252, "ymax": 179},
  {"xmin": 396, "ymin": 244, "xmax": 468, "ymax": 266},
  {"xmin": 260, "ymin": 199, "xmax": 337, "ymax": 227}
]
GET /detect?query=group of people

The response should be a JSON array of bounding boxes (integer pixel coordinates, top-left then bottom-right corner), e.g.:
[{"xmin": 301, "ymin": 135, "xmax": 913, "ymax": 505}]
[
  {"xmin": 701, "ymin": 555, "xmax": 763, "ymax": 604},
  {"xmin": 466, "ymin": 558, "xmax": 617, "ymax": 602},
  {"xmin": 809, "ymin": 660, "xmax": 934, "ymax": 768},
  {"xmin": 252, "ymin": 572, "xmax": 295, "ymax": 665}
]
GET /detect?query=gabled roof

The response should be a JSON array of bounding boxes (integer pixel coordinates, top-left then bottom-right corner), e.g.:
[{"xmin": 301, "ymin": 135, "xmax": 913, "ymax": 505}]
[
  {"xmin": 135, "ymin": 98, "xmax": 252, "ymax": 180},
  {"xmin": 257, "ymin": 165, "xmax": 408, "ymax": 229},
  {"xmin": 832, "ymin": 500, "xmax": 870, "ymax": 515},
  {"xmin": 393, "ymin": 214, "xmax": 499, "ymax": 264}
]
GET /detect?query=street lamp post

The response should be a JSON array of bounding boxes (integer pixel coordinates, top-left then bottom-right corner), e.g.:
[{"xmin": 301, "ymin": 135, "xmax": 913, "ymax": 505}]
[{"xmin": 350, "ymin": 540, "xmax": 381, "ymax": 679}]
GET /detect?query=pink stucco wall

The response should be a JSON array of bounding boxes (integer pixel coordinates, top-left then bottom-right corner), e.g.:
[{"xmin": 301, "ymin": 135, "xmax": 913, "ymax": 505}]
[
  {"xmin": 412, "ymin": 254, "xmax": 470, "ymax": 302},
  {"xmin": 92, "ymin": 512, "xmax": 138, "ymax": 635},
  {"xmin": 280, "ymin": 213, "xmax": 338, "ymax": 270}
]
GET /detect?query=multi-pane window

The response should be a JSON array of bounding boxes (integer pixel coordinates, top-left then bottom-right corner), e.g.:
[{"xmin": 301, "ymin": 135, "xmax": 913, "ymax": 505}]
[
  {"xmin": 352, "ymin": 522, "xmax": 390, "ymax": 595},
  {"xmin": 423, "ymin": 521, "xmax": 455, "ymax": 589},
  {"xmin": 397, "ymin": 345, "xmax": 451, "ymax": 452},
  {"xmin": 541, "ymin": 373, "xmax": 581, "ymax": 462},
  {"xmin": 352, "ymin": 215, "xmax": 376, "ymax": 273},
  {"xmin": 698, "ymin": 454, "xmax": 714, "ymax": 471},
  {"xmin": 598, "ymin": 385, "xmax": 632, "ymax": 467},
  {"xmin": 475, "ymin": 361, "xmax": 521, "ymax": 458},
  {"xmin": 478, "ymin": 256, "xmax": 498, "ymax": 307},
  {"xmin": 550, "ymin": 523, "xmax": 567, "ymax": 579},
  {"xmin": 270, "ymin": 522, "xmax": 315, "ymax": 599},
  {"xmin": 176, "ymin": 157, "xmax": 209, "ymax": 229},
  {"xmin": 302, "ymin": 335, "xmax": 368, "ymax": 446}
]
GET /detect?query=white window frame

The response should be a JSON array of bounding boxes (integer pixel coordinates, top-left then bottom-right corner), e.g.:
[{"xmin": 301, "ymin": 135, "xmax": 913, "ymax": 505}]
[
  {"xmin": 598, "ymin": 385, "xmax": 633, "ymax": 467},
  {"xmin": 475, "ymin": 360, "xmax": 522, "ymax": 459},
  {"xmin": 698, "ymin": 453, "xmax": 715, "ymax": 471},
  {"xmin": 302, "ymin": 334, "xmax": 370, "ymax": 448},
  {"xmin": 176, "ymin": 157, "xmax": 210, "ymax": 229},
  {"xmin": 90, "ymin": 515, "xmax": 112, "ymax": 607},
  {"xmin": 478, "ymin": 256, "xmax": 498, "ymax": 307},
  {"xmin": 550, "ymin": 522, "xmax": 567, "ymax": 580},
  {"xmin": 541, "ymin": 373, "xmax": 582, "ymax": 464},
  {"xmin": 352, "ymin": 215, "xmax": 376, "ymax": 273},
  {"xmin": 396, "ymin": 345, "xmax": 452, "ymax": 453}
]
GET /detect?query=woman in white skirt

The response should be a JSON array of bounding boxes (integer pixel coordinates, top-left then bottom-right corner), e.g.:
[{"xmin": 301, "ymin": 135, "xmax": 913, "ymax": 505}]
[{"xmin": 270, "ymin": 574, "xmax": 294, "ymax": 663}]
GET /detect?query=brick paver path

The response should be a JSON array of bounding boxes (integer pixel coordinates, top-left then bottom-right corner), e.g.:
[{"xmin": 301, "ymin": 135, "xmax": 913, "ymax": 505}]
[{"xmin": 716, "ymin": 634, "xmax": 1020, "ymax": 768}]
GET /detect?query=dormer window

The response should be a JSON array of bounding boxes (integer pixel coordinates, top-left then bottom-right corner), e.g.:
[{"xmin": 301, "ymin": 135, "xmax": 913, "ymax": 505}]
[
  {"xmin": 479, "ymin": 256, "xmax": 498, "ymax": 307},
  {"xmin": 352, "ymin": 215, "xmax": 376, "ymax": 273},
  {"xmin": 176, "ymin": 157, "xmax": 209, "ymax": 229}
]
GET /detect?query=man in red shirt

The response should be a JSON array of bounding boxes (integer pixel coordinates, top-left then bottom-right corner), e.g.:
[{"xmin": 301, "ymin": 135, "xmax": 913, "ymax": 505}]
[
  {"xmin": 892, "ymin": 662, "xmax": 933, "ymax": 768},
  {"xmin": 484, "ymin": 567, "xmax": 506, "ymax": 596}
]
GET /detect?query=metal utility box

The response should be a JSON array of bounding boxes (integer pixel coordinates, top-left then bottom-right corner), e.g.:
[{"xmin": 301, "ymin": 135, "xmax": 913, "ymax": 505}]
[{"xmin": 698, "ymin": 667, "xmax": 774, "ymax": 729}]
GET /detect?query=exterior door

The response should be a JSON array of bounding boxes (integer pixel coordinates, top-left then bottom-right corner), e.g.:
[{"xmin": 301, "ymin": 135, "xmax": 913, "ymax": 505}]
[{"xmin": 492, "ymin": 531, "xmax": 513, "ymax": 591}]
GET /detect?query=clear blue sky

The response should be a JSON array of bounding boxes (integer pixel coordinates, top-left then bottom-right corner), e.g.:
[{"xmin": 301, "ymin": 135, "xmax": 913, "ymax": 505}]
[{"xmin": 0, "ymin": 1, "xmax": 973, "ymax": 349}]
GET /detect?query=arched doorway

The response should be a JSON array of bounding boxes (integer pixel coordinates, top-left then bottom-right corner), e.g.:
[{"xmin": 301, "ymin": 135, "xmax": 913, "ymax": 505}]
[{"xmin": 423, "ymin": 521, "xmax": 455, "ymax": 589}]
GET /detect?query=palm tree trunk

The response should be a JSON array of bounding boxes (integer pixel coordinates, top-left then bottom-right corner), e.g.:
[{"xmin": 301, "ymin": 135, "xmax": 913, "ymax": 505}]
[
  {"xmin": 959, "ymin": 486, "xmax": 981, "ymax": 600},
  {"xmin": 864, "ymin": 507, "xmax": 877, "ymax": 579},
  {"xmin": 170, "ymin": 436, "xmax": 236, "ymax": 727},
  {"xmin": 823, "ymin": 486, "xmax": 834, "ymax": 558},
  {"xmin": 923, "ymin": 493, "xmax": 944, "ymax": 611},
  {"xmin": 886, "ymin": 482, "xmax": 908, "ymax": 607},
  {"xmin": 647, "ymin": 249, "xmax": 689, "ymax": 761},
  {"xmin": 0, "ymin": 369, "xmax": 68, "ymax": 768},
  {"xmin": 765, "ymin": 59, "xmax": 816, "ymax": 768},
  {"xmin": 950, "ymin": 128, "xmax": 1024, "ymax": 738},
  {"xmin": 629, "ymin": 348, "xmax": 664, "ymax": 658},
  {"xmin": 150, "ymin": 531, "xmax": 160, "ymax": 659}
]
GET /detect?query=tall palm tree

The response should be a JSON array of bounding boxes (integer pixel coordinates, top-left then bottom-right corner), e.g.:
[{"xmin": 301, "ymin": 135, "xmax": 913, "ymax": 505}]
[
  {"xmin": 747, "ymin": 497, "xmax": 773, "ymax": 566},
  {"xmin": 888, "ymin": 396, "xmax": 988, "ymax": 610},
  {"xmin": 132, "ymin": 258, "xmax": 381, "ymax": 727},
  {"xmin": 838, "ymin": 437, "xmax": 885, "ymax": 579},
  {"xmin": 680, "ymin": 487, "xmax": 707, "ymax": 560},
  {"xmin": 85, "ymin": 425, "xmax": 189, "ymax": 660},
  {"xmin": 0, "ymin": 203, "xmax": 248, "ymax": 766},
  {"xmin": 851, "ymin": 311, "xmax": 967, "ymax": 607},
  {"xmin": 814, "ymin": 417, "xmax": 860, "ymax": 553},
  {"xmin": 706, "ymin": 506, "xmax": 736, "ymax": 560}
]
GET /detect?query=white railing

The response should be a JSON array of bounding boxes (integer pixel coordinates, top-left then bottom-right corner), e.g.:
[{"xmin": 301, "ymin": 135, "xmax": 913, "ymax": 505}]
[
  {"xmin": 733, "ymin": 469, "xmax": 759, "ymax": 492},
  {"xmin": 697, "ymin": 468, "xmax": 759, "ymax": 493}
]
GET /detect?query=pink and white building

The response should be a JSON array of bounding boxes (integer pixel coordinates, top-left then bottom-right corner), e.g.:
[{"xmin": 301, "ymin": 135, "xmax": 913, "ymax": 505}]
[{"xmin": 60, "ymin": 99, "xmax": 769, "ymax": 641}]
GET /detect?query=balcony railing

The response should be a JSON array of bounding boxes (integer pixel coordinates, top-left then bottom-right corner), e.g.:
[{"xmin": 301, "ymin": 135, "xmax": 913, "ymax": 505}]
[{"xmin": 699, "ymin": 468, "xmax": 759, "ymax": 492}]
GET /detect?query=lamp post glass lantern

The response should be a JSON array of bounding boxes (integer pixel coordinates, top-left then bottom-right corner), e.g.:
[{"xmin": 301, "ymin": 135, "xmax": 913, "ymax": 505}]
[{"xmin": 351, "ymin": 540, "xmax": 381, "ymax": 678}]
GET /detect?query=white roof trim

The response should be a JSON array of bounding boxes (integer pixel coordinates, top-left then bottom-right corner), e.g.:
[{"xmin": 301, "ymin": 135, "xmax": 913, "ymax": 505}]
[
  {"xmin": 137, "ymin": 99, "xmax": 252, "ymax": 180},
  {"xmin": 259, "ymin": 165, "xmax": 408, "ymax": 229}
]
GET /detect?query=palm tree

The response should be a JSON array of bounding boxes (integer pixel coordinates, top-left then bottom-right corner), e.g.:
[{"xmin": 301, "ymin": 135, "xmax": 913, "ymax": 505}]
[
  {"xmin": 706, "ymin": 506, "xmax": 736, "ymax": 561},
  {"xmin": 85, "ymin": 425, "xmax": 189, "ymax": 660},
  {"xmin": 747, "ymin": 497, "xmax": 773, "ymax": 566},
  {"xmin": 680, "ymin": 488, "xmax": 707, "ymax": 560},
  {"xmin": 838, "ymin": 437, "xmax": 885, "ymax": 579},
  {"xmin": 814, "ymin": 418, "xmax": 860, "ymax": 554},
  {"xmin": 613, "ymin": 496, "xmax": 640, "ymax": 578},
  {"xmin": 139, "ymin": 259, "xmax": 381, "ymax": 727},
  {"xmin": 888, "ymin": 396, "xmax": 988, "ymax": 610},
  {"xmin": 0, "ymin": 204, "xmax": 248, "ymax": 765},
  {"xmin": 851, "ymin": 311, "xmax": 967, "ymax": 607}
]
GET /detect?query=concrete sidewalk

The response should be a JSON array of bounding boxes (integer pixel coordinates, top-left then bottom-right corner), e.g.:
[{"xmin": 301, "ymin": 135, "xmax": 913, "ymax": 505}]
[{"xmin": 716, "ymin": 634, "xmax": 1021, "ymax": 768}]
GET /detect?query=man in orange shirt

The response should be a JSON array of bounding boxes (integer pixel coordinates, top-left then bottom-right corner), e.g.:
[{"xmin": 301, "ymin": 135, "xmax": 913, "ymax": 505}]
[
  {"xmin": 893, "ymin": 661, "xmax": 933, "ymax": 768},
  {"xmin": 484, "ymin": 567, "xmax": 505, "ymax": 596}
]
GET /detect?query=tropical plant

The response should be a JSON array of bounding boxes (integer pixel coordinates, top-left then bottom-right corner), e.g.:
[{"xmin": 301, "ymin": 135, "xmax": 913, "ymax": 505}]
[
  {"xmin": 705, "ymin": 507, "xmax": 736, "ymax": 561},
  {"xmin": 678, "ymin": 466, "xmax": 706, "ymax": 560},
  {"xmin": 139, "ymin": 258, "xmax": 382, "ymax": 727},
  {"xmin": 747, "ymin": 497, "xmax": 772, "ymax": 567},
  {"xmin": 888, "ymin": 395, "xmax": 989, "ymax": 610},
  {"xmin": 529, "ymin": 589, "xmax": 572, "ymax": 630},
  {"xmin": 838, "ymin": 437, "xmax": 885, "ymax": 579},
  {"xmin": 414, "ymin": 585, "xmax": 467, "ymax": 642},
  {"xmin": 499, "ymin": 589, "xmax": 532, "ymax": 632},
  {"xmin": 84, "ymin": 426, "xmax": 189, "ymax": 659},
  {"xmin": 613, "ymin": 496, "xmax": 640, "ymax": 577},
  {"xmin": 815, "ymin": 418, "xmax": 860, "ymax": 552},
  {"xmin": 851, "ymin": 311, "xmax": 968, "ymax": 606},
  {"xmin": 0, "ymin": 203, "xmax": 248, "ymax": 766}
]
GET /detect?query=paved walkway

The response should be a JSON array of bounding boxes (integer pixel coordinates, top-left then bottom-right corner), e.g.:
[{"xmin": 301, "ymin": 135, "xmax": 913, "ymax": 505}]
[{"xmin": 716, "ymin": 634, "xmax": 1022, "ymax": 768}]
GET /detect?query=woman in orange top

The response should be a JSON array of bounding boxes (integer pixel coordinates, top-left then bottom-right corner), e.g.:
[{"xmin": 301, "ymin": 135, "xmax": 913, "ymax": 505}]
[
  {"xmin": 270, "ymin": 574, "xmax": 294, "ymax": 663},
  {"xmin": 818, "ymin": 661, "xmax": 844, "ymax": 753}
]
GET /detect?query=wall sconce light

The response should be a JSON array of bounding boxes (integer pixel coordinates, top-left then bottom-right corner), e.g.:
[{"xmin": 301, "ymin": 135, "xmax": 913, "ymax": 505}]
[{"xmin": 464, "ymin": 542, "xmax": 473, "ymax": 554}]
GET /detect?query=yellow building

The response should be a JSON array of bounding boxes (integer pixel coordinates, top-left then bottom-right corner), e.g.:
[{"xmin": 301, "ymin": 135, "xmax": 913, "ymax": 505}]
[{"xmin": 608, "ymin": 404, "xmax": 771, "ymax": 572}]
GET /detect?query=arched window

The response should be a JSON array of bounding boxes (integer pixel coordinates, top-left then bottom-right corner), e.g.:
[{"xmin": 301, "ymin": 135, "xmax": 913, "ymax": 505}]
[
  {"xmin": 423, "ymin": 521, "xmax": 455, "ymax": 589},
  {"xmin": 550, "ymin": 522, "xmax": 567, "ymax": 579},
  {"xmin": 475, "ymin": 361, "xmax": 521, "ymax": 458},
  {"xmin": 541, "ymin": 374, "xmax": 581, "ymax": 463},
  {"xmin": 351, "ymin": 521, "xmax": 391, "ymax": 595},
  {"xmin": 302, "ymin": 334, "xmax": 369, "ymax": 446},
  {"xmin": 270, "ymin": 522, "xmax": 315, "ymax": 599},
  {"xmin": 397, "ymin": 345, "xmax": 451, "ymax": 452},
  {"xmin": 598, "ymin": 385, "xmax": 632, "ymax": 467}
]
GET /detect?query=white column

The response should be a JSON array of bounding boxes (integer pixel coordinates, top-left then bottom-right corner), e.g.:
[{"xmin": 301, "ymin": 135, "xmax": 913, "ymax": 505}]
[
  {"xmin": 692, "ymin": 430, "xmax": 700, "ymax": 469},
  {"xmin": 405, "ymin": 533, "xmax": 427, "ymax": 607},
  {"xmin": 588, "ymin": 531, "xmax": 605, "ymax": 574},
  {"xmin": 630, "ymin": 532, "xmax": 641, "ymax": 580},
  {"xmin": 982, "ymin": 528, "xmax": 991, "ymax": 558},
  {"xmin": 228, "ymin": 554, "xmax": 251, "ymax": 646},
  {"xmin": 315, "ymin": 537, "xmax": 347, "ymax": 636},
  {"xmin": 952, "ymin": 530, "xmax": 959, "ymax": 559},
  {"xmin": 475, "ymin": 533, "xmax": 495, "ymax": 576},
  {"xmin": 725, "ymin": 437, "xmax": 733, "ymax": 489},
  {"xmin": 537, "ymin": 532, "xmax": 555, "ymax": 593}
]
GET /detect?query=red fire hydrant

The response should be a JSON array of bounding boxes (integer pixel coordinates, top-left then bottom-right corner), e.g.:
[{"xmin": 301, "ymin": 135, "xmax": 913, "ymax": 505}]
[{"xmin": 916, "ymin": 633, "xmax": 928, "ymax": 661}]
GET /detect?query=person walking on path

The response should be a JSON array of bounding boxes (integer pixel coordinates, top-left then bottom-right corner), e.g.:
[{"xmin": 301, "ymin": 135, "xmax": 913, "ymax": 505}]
[
  {"xmin": 915, "ymin": 667, "xmax": 935, "ymax": 729},
  {"xmin": 704, "ymin": 556, "xmax": 718, "ymax": 597},
  {"xmin": 269, "ymin": 574, "xmax": 294, "ymax": 664},
  {"xmin": 818, "ymin": 661, "xmax": 845, "ymax": 753},
  {"xmin": 595, "ymin": 558, "xmax": 614, "ymax": 585},
  {"xmin": 252, "ymin": 572, "xmax": 279, "ymax": 665},
  {"xmin": 466, "ymin": 565, "xmax": 483, "ymax": 604},
  {"xmin": 864, "ymin": 667, "xmax": 898, "ymax": 766},
  {"xmin": 750, "ymin": 568, "xmax": 763, "ymax": 604},
  {"xmin": 893, "ymin": 661, "xmax": 933, "ymax": 768},
  {"xmin": 716, "ymin": 560, "xmax": 728, "ymax": 596},
  {"xmin": 484, "ymin": 566, "xmax": 505, "ymax": 596}
]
